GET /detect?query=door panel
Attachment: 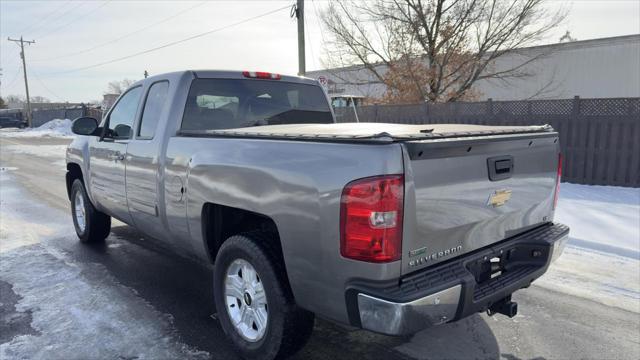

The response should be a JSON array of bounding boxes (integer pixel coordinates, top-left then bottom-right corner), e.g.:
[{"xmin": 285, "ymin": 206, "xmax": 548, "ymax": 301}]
[
  {"xmin": 90, "ymin": 141, "xmax": 130, "ymax": 222},
  {"xmin": 89, "ymin": 86, "xmax": 143, "ymax": 224},
  {"xmin": 126, "ymin": 81, "xmax": 170, "ymax": 241}
]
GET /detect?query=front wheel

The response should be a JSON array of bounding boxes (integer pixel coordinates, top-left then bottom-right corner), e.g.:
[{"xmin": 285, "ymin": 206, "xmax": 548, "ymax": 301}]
[
  {"xmin": 70, "ymin": 179, "xmax": 111, "ymax": 243},
  {"xmin": 214, "ymin": 233, "xmax": 314, "ymax": 360}
]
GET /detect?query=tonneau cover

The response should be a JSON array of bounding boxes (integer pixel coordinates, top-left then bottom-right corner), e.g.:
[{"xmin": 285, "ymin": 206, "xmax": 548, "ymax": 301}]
[{"xmin": 179, "ymin": 123, "xmax": 553, "ymax": 143}]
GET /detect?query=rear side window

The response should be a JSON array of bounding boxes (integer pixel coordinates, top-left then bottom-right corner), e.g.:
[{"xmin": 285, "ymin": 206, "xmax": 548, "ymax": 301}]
[
  {"xmin": 139, "ymin": 81, "xmax": 169, "ymax": 139},
  {"xmin": 181, "ymin": 78, "xmax": 333, "ymax": 131}
]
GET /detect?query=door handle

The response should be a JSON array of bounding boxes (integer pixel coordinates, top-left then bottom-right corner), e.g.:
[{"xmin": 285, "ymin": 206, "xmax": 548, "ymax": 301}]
[
  {"xmin": 110, "ymin": 152, "xmax": 125, "ymax": 162},
  {"xmin": 487, "ymin": 155, "xmax": 514, "ymax": 181},
  {"xmin": 495, "ymin": 160, "xmax": 512, "ymax": 174}
]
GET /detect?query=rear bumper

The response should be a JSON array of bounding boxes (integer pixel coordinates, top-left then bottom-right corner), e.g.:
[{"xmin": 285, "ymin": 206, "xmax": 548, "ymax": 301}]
[{"xmin": 346, "ymin": 223, "xmax": 569, "ymax": 335}]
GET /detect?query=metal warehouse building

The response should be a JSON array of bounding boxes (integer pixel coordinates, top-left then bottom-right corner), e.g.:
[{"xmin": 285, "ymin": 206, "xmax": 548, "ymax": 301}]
[{"xmin": 307, "ymin": 34, "xmax": 640, "ymax": 101}]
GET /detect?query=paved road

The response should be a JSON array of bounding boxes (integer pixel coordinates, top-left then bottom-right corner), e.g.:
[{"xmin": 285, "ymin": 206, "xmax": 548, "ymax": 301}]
[{"xmin": 1, "ymin": 136, "xmax": 638, "ymax": 360}]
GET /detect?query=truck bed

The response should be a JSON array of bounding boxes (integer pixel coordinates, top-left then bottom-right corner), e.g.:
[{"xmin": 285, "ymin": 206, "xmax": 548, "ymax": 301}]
[
  {"xmin": 180, "ymin": 121, "xmax": 560, "ymax": 276},
  {"xmin": 179, "ymin": 122, "xmax": 553, "ymax": 143}
]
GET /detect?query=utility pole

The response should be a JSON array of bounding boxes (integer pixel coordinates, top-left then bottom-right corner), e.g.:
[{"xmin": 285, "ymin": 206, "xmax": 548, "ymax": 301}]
[
  {"xmin": 8, "ymin": 37, "xmax": 35, "ymax": 127},
  {"xmin": 295, "ymin": 0, "xmax": 305, "ymax": 76}
]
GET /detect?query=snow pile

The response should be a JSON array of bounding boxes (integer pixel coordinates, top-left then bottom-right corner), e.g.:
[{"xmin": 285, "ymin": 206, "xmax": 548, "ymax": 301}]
[
  {"xmin": 536, "ymin": 183, "xmax": 640, "ymax": 312},
  {"xmin": 556, "ymin": 183, "xmax": 639, "ymax": 257},
  {"xmin": 0, "ymin": 119, "xmax": 74, "ymax": 138}
]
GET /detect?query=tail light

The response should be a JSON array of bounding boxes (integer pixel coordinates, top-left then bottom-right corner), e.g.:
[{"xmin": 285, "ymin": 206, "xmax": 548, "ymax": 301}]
[
  {"xmin": 553, "ymin": 153, "xmax": 562, "ymax": 209},
  {"xmin": 242, "ymin": 71, "xmax": 281, "ymax": 80},
  {"xmin": 340, "ymin": 175, "xmax": 404, "ymax": 263}
]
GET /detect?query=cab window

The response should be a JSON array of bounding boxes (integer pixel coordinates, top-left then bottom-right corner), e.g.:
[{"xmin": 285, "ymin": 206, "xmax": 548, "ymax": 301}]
[
  {"xmin": 105, "ymin": 86, "xmax": 142, "ymax": 140},
  {"xmin": 138, "ymin": 81, "xmax": 169, "ymax": 139},
  {"xmin": 181, "ymin": 79, "xmax": 333, "ymax": 131}
]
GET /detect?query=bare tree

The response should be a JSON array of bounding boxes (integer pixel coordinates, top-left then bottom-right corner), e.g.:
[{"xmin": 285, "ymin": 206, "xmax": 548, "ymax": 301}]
[
  {"xmin": 559, "ymin": 30, "xmax": 577, "ymax": 43},
  {"xmin": 30, "ymin": 95, "xmax": 51, "ymax": 103},
  {"xmin": 322, "ymin": 0, "xmax": 566, "ymax": 103},
  {"xmin": 105, "ymin": 79, "xmax": 137, "ymax": 95},
  {"xmin": 5, "ymin": 94, "xmax": 25, "ymax": 104}
]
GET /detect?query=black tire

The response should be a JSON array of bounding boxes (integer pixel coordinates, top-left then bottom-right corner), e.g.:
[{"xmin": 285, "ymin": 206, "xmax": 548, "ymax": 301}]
[
  {"xmin": 70, "ymin": 179, "xmax": 111, "ymax": 243},
  {"xmin": 214, "ymin": 232, "xmax": 314, "ymax": 360}
]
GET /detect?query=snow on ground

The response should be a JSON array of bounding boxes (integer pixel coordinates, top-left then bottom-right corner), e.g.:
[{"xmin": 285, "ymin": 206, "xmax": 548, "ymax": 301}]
[
  {"xmin": 0, "ymin": 141, "xmax": 638, "ymax": 357},
  {"xmin": 537, "ymin": 247, "xmax": 639, "ymax": 313},
  {"xmin": 536, "ymin": 183, "xmax": 640, "ymax": 313},
  {"xmin": 0, "ymin": 170, "xmax": 209, "ymax": 359},
  {"xmin": 0, "ymin": 167, "xmax": 66, "ymax": 253},
  {"xmin": 3, "ymin": 144, "xmax": 68, "ymax": 159},
  {"xmin": 2, "ymin": 144, "xmax": 68, "ymax": 169},
  {"xmin": 556, "ymin": 183, "xmax": 640, "ymax": 255},
  {"xmin": 0, "ymin": 119, "xmax": 74, "ymax": 138}
]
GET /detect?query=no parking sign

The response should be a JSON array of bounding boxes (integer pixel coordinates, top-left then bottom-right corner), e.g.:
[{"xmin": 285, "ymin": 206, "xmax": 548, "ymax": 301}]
[{"xmin": 317, "ymin": 76, "xmax": 328, "ymax": 89}]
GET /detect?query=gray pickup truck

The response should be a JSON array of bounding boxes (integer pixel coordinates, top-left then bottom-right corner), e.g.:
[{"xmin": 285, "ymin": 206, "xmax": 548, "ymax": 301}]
[{"xmin": 66, "ymin": 70, "xmax": 568, "ymax": 360}]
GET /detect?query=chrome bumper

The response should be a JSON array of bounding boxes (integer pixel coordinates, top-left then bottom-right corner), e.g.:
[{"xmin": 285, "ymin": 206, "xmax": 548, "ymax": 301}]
[
  {"xmin": 551, "ymin": 234, "xmax": 568, "ymax": 263},
  {"xmin": 353, "ymin": 223, "xmax": 569, "ymax": 336},
  {"xmin": 357, "ymin": 285, "xmax": 461, "ymax": 335}
]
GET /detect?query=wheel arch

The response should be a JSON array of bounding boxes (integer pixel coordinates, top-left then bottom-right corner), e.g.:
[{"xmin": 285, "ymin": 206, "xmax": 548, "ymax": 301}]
[
  {"xmin": 201, "ymin": 203, "xmax": 284, "ymax": 265},
  {"xmin": 66, "ymin": 162, "xmax": 84, "ymax": 200}
]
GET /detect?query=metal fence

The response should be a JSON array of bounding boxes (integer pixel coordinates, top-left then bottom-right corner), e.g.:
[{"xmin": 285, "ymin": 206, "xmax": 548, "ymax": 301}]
[
  {"xmin": 31, "ymin": 107, "xmax": 87, "ymax": 127},
  {"xmin": 335, "ymin": 97, "xmax": 640, "ymax": 187}
]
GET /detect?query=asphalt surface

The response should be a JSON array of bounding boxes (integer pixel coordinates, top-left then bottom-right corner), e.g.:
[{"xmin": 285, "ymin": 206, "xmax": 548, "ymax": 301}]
[{"xmin": 1, "ymin": 136, "xmax": 639, "ymax": 360}]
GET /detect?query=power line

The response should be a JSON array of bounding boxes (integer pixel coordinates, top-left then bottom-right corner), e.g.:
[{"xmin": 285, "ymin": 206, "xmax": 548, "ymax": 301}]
[
  {"xmin": 3, "ymin": 69, "xmax": 22, "ymax": 92},
  {"xmin": 8, "ymin": 37, "xmax": 36, "ymax": 127},
  {"xmin": 304, "ymin": 6, "xmax": 316, "ymax": 71},
  {"xmin": 1, "ymin": 1, "xmax": 101, "ymax": 76},
  {"xmin": 311, "ymin": 0, "xmax": 328, "ymax": 45},
  {"xmin": 310, "ymin": 0, "xmax": 330, "ymax": 71},
  {"xmin": 17, "ymin": 0, "xmax": 73, "ymax": 37},
  {"xmin": 30, "ymin": 0, "xmax": 87, "ymax": 39},
  {"xmin": 37, "ymin": 1, "xmax": 112, "ymax": 41},
  {"xmin": 43, "ymin": 5, "xmax": 291, "ymax": 76},
  {"xmin": 32, "ymin": 1, "xmax": 208, "ymax": 62},
  {"xmin": 30, "ymin": 69, "xmax": 66, "ymax": 102},
  {"xmin": 1, "ymin": 49, "xmax": 20, "ymax": 71}
]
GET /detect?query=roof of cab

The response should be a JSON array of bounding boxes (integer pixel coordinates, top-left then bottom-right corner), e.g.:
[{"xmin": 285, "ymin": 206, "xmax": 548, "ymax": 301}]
[
  {"xmin": 131, "ymin": 70, "xmax": 319, "ymax": 88},
  {"xmin": 192, "ymin": 70, "xmax": 318, "ymax": 85}
]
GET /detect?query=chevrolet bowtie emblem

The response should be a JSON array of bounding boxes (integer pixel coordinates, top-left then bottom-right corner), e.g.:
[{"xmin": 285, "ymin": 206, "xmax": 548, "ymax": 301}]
[{"xmin": 487, "ymin": 189, "xmax": 512, "ymax": 207}]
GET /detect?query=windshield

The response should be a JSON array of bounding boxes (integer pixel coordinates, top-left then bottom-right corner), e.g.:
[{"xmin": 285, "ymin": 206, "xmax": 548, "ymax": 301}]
[{"xmin": 181, "ymin": 78, "xmax": 333, "ymax": 131}]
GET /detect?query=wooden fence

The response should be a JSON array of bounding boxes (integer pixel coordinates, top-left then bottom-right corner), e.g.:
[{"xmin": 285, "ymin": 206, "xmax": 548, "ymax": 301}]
[{"xmin": 335, "ymin": 97, "xmax": 640, "ymax": 187}]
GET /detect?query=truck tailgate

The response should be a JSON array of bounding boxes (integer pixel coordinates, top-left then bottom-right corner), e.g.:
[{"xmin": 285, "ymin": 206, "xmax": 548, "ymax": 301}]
[{"xmin": 401, "ymin": 132, "xmax": 560, "ymax": 275}]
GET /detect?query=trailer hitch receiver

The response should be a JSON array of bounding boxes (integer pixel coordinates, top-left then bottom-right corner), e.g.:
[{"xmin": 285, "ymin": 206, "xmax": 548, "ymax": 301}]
[{"xmin": 488, "ymin": 296, "xmax": 518, "ymax": 318}]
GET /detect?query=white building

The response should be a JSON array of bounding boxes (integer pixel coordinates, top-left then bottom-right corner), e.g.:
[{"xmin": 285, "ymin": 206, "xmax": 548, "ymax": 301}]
[{"xmin": 307, "ymin": 34, "xmax": 640, "ymax": 101}]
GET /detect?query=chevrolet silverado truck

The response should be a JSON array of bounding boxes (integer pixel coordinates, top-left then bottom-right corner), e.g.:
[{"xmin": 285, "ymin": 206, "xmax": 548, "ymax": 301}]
[{"xmin": 66, "ymin": 70, "xmax": 568, "ymax": 360}]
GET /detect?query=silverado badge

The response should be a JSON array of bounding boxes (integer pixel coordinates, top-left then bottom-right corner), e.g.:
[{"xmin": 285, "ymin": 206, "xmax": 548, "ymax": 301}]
[
  {"xmin": 409, "ymin": 245, "xmax": 463, "ymax": 267},
  {"xmin": 487, "ymin": 189, "xmax": 512, "ymax": 207}
]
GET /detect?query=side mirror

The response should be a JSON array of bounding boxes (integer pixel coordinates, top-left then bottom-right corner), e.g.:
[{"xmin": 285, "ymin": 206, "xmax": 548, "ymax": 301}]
[{"xmin": 72, "ymin": 117, "xmax": 99, "ymax": 136}]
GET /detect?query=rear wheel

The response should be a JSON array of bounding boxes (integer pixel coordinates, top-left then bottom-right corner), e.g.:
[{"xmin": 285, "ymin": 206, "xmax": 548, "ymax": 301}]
[
  {"xmin": 213, "ymin": 233, "xmax": 314, "ymax": 360},
  {"xmin": 70, "ymin": 179, "xmax": 111, "ymax": 243}
]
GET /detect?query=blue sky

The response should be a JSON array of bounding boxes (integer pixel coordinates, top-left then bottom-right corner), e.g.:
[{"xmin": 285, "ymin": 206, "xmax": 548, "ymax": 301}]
[{"xmin": 1, "ymin": 0, "xmax": 639, "ymax": 103}]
